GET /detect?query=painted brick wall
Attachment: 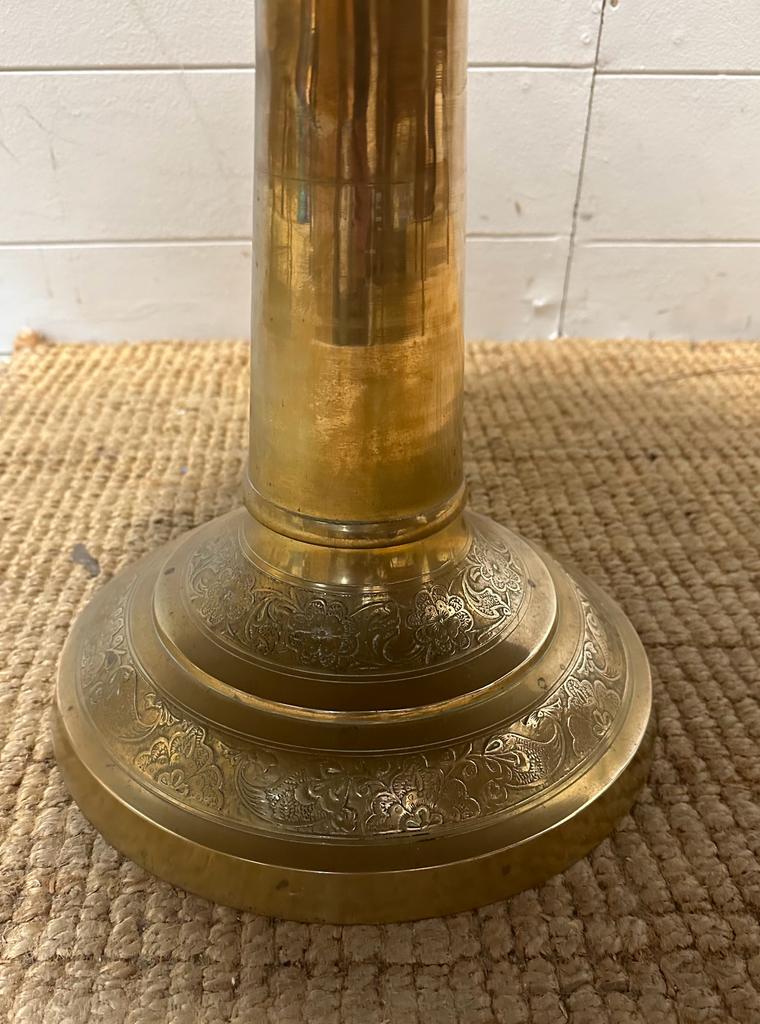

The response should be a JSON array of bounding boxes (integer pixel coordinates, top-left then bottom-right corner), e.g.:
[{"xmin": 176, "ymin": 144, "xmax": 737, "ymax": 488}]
[{"xmin": 1, "ymin": 1, "xmax": 758, "ymax": 353}]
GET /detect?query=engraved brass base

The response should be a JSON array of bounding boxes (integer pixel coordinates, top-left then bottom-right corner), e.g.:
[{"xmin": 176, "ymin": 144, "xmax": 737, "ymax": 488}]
[{"xmin": 54, "ymin": 508, "xmax": 652, "ymax": 923}]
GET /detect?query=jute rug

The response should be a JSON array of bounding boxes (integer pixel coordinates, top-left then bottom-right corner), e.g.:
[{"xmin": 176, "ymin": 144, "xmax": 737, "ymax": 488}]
[{"xmin": 0, "ymin": 339, "xmax": 758, "ymax": 1024}]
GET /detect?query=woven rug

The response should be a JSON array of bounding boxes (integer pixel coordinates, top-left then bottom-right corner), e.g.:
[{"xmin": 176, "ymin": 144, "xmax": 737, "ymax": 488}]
[{"xmin": 0, "ymin": 339, "xmax": 758, "ymax": 1024}]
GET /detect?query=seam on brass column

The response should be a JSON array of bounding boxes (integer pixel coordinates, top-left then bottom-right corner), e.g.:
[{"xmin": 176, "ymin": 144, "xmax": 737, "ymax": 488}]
[{"xmin": 243, "ymin": 478, "xmax": 468, "ymax": 548}]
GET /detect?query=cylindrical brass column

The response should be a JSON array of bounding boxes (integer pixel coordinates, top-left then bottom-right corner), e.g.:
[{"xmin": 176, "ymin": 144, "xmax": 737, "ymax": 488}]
[
  {"xmin": 248, "ymin": 0, "xmax": 466, "ymax": 543},
  {"xmin": 54, "ymin": 0, "xmax": 653, "ymax": 923}
]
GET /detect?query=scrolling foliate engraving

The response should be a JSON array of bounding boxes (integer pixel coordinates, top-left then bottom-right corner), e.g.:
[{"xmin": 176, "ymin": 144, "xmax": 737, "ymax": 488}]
[
  {"xmin": 78, "ymin": 583, "xmax": 226, "ymax": 813},
  {"xmin": 184, "ymin": 526, "xmax": 525, "ymax": 673},
  {"xmin": 78, "ymin": 580, "xmax": 628, "ymax": 838},
  {"xmin": 227, "ymin": 596, "xmax": 625, "ymax": 835},
  {"xmin": 135, "ymin": 728, "xmax": 225, "ymax": 812}
]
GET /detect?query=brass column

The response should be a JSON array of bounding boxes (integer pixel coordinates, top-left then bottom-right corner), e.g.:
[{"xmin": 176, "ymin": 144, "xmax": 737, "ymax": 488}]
[
  {"xmin": 54, "ymin": 0, "xmax": 653, "ymax": 923},
  {"xmin": 248, "ymin": 0, "xmax": 466, "ymax": 543}
]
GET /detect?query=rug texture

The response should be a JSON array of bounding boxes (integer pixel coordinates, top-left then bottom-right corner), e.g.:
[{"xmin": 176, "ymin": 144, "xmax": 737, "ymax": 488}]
[{"xmin": 0, "ymin": 339, "xmax": 758, "ymax": 1024}]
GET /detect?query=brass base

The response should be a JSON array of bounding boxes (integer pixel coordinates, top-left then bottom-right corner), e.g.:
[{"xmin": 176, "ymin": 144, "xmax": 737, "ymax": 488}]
[{"xmin": 55, "ymin": 509, "xmax": 652, "ymax": 923}]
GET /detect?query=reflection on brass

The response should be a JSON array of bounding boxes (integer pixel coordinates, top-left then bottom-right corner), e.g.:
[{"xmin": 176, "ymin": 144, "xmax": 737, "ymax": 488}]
[{"xmin": 54, "ymin": 0, "xmax": 653, "ymax": 923}]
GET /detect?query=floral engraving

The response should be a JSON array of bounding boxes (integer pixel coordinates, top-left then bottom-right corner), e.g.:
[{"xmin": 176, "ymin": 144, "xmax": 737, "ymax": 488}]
[
  {"xmin": 77, "ymin": 577, "xmax": 629, "ymax": 839},
  {"xmin": 286, "ymin": 598, "xmax": 360, "ymax": 669},
  {"xmin": 135, "ymin": 727, "xmax": 224, "ymax": 812},
  {"xmin": 407, "ymin": 587, "xmax": 474, "ymax": 663},
  {"xmin": 234, "ymin": 749, "xmax": 482, "ymax": 835},
  {"xmin": 79, "ymin": 584, "xmax": 174, "ymax": 743},
  {"xmin": 185, "ymin": 525, "xmax": 526, "ymax": 673}
]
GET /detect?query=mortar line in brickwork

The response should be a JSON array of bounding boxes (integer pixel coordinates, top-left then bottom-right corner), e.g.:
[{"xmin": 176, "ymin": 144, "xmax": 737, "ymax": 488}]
[{"xmin": 558, "ymin": 0, "xmax": 608, "ymax": 339}]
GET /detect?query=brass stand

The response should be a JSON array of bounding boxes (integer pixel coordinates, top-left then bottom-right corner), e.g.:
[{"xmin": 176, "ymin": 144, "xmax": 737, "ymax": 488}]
[{"xmin": 55, "ymin": 0, "xmax": 652, "ymax": 923}]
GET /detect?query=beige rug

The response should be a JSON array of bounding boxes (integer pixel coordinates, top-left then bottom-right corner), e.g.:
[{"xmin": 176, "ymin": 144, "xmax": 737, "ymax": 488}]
[{"xmin": 1, "ymin": 339, "xmax": 759, "ymax": 1024}]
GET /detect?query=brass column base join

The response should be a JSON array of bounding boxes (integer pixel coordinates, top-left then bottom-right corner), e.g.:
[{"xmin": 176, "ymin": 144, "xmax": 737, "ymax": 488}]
[{"xmin": 55, "ymin": 0, "xmax": 652, "ymax": 923}]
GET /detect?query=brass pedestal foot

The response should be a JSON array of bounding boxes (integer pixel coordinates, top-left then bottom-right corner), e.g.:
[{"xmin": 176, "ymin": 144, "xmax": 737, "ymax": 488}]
[{"xmin": 55, "ymin": 508, "xmax": 652, "ymax": 923}]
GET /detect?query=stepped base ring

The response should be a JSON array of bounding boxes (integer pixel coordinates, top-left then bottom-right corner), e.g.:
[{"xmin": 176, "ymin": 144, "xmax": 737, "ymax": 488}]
[{"xmin": 55, "ymin": 510, "xmax": 653, "ymax": 923}]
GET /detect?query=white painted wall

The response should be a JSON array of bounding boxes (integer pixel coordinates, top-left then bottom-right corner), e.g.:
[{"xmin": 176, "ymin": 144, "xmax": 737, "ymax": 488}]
[{"xmin": 1, "ymin": 0, "xmax": 759, "ymax": 352}]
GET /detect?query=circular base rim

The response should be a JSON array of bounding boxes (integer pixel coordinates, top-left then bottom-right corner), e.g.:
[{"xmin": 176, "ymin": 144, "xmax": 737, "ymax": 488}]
[{"xmin": 53, "ymin": 704, "xmax": 653, "ymax": 923}]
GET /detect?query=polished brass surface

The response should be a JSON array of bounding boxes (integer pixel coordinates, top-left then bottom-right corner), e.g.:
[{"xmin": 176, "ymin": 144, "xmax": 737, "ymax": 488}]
[
  {"xmin": 248, "ymin": 0, "xmax": 465, "ymax": 543},
  {"xmin": 55, "ymin": 0, "xmax": 653, "ymax": 923}
]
